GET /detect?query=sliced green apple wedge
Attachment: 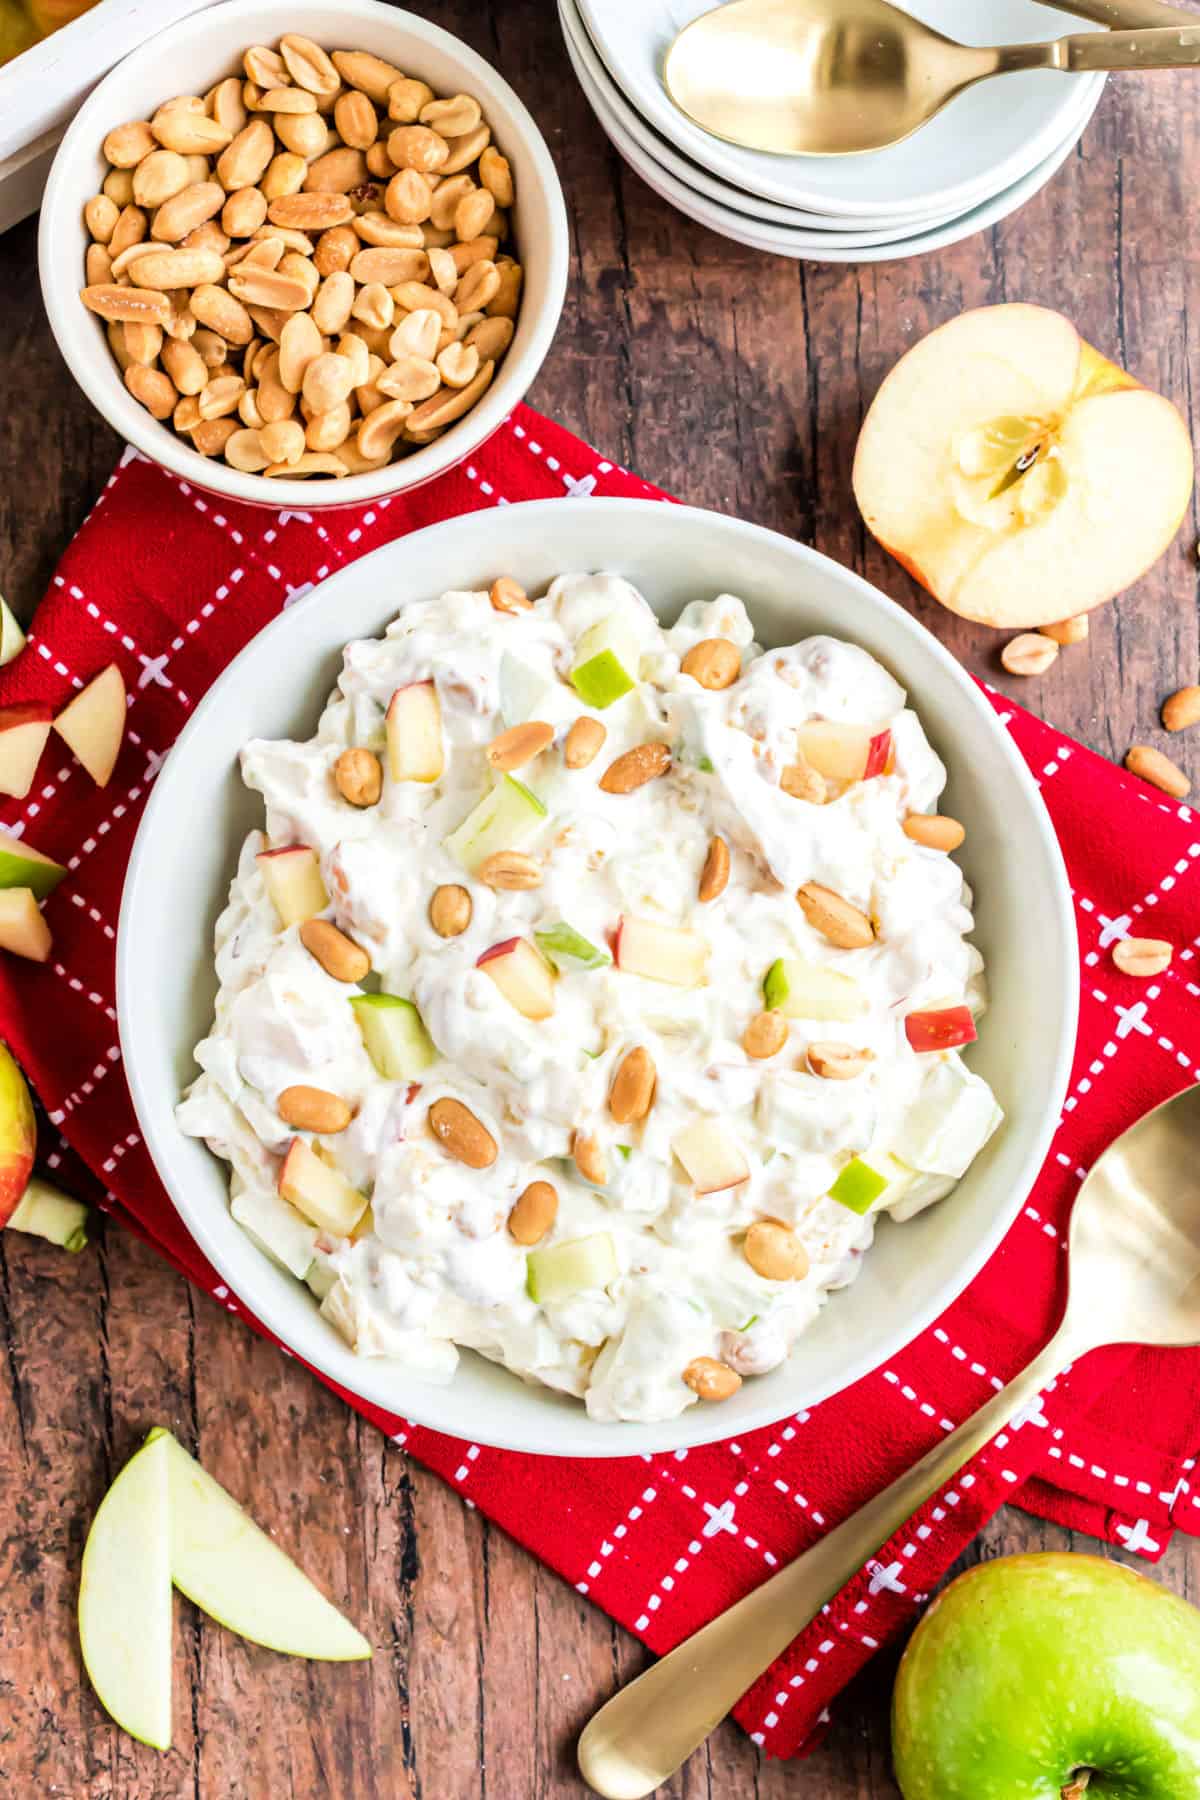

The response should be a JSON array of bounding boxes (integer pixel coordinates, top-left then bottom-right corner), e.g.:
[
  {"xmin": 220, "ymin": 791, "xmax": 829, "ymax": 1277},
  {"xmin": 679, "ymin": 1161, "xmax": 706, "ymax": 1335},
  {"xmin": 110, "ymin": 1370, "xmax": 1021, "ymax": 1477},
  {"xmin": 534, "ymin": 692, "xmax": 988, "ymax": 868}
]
[
  {"xmin": 78, "ymin": 1430, "xmax": 173, "ymax": 1749},
  {"xmin": 827, "ymin": 1154, "xmax": 891, "ymax": 1215},
  {"xmin": 156, "ymin": 1430, "xmax": 371, "ymax": 1661},
  {"xmin": 527, "ymin": 1233, "xmax": 618, "ymax": 1303},
  {"xmin": 570, "ymin": 618, "xmax": 640, "ymax": 709},
  {"xmin": 9, "ymin": 1176, "xmax": 89, "ymax": 1250},
  {"xmin": 534, "ymin": 921, "xmax": 611, "ymax": 972},
  {"xmin": 0, "ymin": 826, "xmax": 66, "ymax": 899},
  {"xmin": 444, "ymin": 774, "xmax": 547, "ymax": 874},
  {"xmin": 351, "ymin": 993, "xmax": 436, "ymax": 1077}
]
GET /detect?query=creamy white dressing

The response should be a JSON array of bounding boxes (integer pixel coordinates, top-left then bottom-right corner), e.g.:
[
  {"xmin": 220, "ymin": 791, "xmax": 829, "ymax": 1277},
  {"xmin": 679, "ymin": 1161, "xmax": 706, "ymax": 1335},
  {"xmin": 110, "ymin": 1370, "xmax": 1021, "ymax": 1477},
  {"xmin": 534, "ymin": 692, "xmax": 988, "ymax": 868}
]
[{"xmin": 177, "ymin": 574, "xmax": 1002, "ymax": 1423}]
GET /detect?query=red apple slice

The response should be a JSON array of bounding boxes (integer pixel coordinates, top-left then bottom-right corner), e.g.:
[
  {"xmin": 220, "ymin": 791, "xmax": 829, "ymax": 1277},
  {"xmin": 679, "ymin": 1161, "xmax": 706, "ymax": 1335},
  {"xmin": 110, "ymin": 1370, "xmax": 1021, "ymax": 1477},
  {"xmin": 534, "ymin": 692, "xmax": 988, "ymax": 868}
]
[
  {"xmin": 0, "ymin": 888, "xmax": 51, "ymax": 963},
  {"xmin": 853, "ymin": 304, "xmax": 1194, "ymax": 628},
  {"xmin": 477, "ymin": 937, "xmax": 556, "ymax": 1020},
  {"xmin": 52, "ymin": 663, "xmax": 126, "ymax": 787},
  {"xmin": 0, "ymin": 1041, "xmax": 37, "ymax": 1225},
  {"xmin": 672, "ymin": 1117, "xmax": 750, "ymax": 1194},
  {"xmin": 614, "ymin": 915, "xmax": 708, "ymax": 988},
  {"xmin": 278, "ymin": 1138, "xmax": 367, "ymax": 1237},
  {"xmin": 0, "ymin": 704, "xmax": 52, "ymax": 800},
  {"xmin": 256, "ymin": 845, "xmax": 328, "ymax": 928},
  {"xmin": 386, "ymin": 680, "xmax": 443, "ymax": 784},
  {"xmin": 904, "ymin": 1005, "xmax": 977, "ymax": 1053}
]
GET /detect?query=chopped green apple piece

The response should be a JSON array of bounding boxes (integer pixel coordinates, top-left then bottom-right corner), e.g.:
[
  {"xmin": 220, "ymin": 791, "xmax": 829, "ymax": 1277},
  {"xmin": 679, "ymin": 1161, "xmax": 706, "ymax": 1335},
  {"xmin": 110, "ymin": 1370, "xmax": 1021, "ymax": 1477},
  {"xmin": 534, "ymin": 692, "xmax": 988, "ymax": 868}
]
[
  {"xmin": 570, "ymin": 617, "xmax": 640, "ymax": 709},
  {"xmin": 256, "ymin": 845, "xmax": 328, "ymax": 928},
  {"xmin": 350, "ymin": 993, "xmax": 436, "ymax": 1078},
  {"xmin": 78, "ymin": 1430, "xmax": 173, "ymax": 1749},
  {"xmin": 526, "ymin": 1232, "xmax": 618, "ymax": 1304},
  {"xmin": 231, "ymin": 1187, "xmax": 318, "ymax": 1280},
  {"xmin": 828, "ymin": 1155, "xmax": 889, "ymax": 1215},
  {"xmin": 444, "ymin": 774, "xmax": 547, "ymax": 874},
  {"xmin": 156, "ymin": 1429, "xmax": 371, "ymax": 1661},
  {"xmin": 499, "ymin": 650, "xmax": 554, "ymax": 728},
  {"xmin": 0, "ymin": 826, "xmax": 66, "ymax": 899},
  {"xmin": 8, "ymin": 1176, "xmax": 88, "ymax": 1250},
  {"xmin": 762, "ymin": 956, "xmax": 865, "ymax": 1022},
  {"xmin": 278, "ymin": 1138, "xmax": 367, "ymax": 1237},
  {"xmin": 0, "ymin": 595, "xmax": 26, "ymax": 667},
  {"xmin": 534, "ymin": 921, "xmax": 611, "ymax": 972}
]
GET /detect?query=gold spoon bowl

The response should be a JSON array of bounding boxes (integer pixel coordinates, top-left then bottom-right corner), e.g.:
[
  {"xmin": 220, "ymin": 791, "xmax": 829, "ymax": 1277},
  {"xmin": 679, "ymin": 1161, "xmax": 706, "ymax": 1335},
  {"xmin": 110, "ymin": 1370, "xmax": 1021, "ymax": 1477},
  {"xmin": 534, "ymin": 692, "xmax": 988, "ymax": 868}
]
[
  {"xmin": 664, "ymin": 0, "xmax": 1200, "ymax": 156},
  {"xmin": 578, "ymin": 1084, "xmax": 1200, "ymax": 1797}
]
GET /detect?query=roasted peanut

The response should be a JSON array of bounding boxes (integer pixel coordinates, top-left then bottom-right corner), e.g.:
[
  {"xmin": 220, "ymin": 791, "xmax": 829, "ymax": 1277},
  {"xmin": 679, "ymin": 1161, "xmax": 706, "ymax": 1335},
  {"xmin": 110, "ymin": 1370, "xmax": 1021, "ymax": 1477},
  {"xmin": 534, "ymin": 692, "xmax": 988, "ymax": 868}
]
[
  {"xmin": 681, "ymin": 637, "xmax": 740, "ymax": 689},
  {"xmin": 429, "ymin": 1097, "xmax": 497, "ymax": 1169},
  {"xmin": 277, "ymin": 1084, "xmax": 353, "ymax": 1133},
  {"xmin": 430, "ymin": 883, "xmax": 471, "ymax": 937},
  {"xmin": 333, "ymin": 746, "xmax": 383, "ymax": 807},
  {"xmin": 1162, "ymin": 685, "xmax": 1200, "ymax": 733},
  {"xmin": 572, "ymin": 1131, "xmax": 607, "ymax": 1187},
  {"xmin": 1112, "ymin": 937, "xmax": 1174, "ymax": 978},
  {"xmin": 698, "ymin": 835, "xmax": 730, "ymax": 902},
  {"xmin": 599, "ymin": 743, "xmax": 671, "ymax": 795},
  {"xmin": 744, "ymin": 1220, "xmax": 809, "ymax": 1282},
  {"xmin": 487, "ymin": 720, "xmax": 554, "ymax": 772},
  {"xmin": 1001, "ymin": 633, "xmax": 1059, "ymax": 677},
  {"xmin": 609, "ymin": 1047, "xmax": 656, "ymax": 1124},
  {"xmin": 743, "ymin": 1011, "xmax": 787, "ymax": 1059},
  {"xmin": 564, "ymin": 717, "xmax": 605, "ymax": 769},
  {"xmin": 477, "ymin": 851, "xmax": 542, "ymax": 890},
  {"xmin": 796, "ymin": 882, "xmax": 875, "ymax": 949},
  {"xmin": 682, "ymin": 1358, "xmax": 742, "ymax": 1402},
  {"xmin": 806, "ymin": 1041, "xmax": 875, "ymax": 1080},
  {"xmin": 903, "ymin": 814, "xmax": 965, "ymax": 852},
  {"xmin": 1125, "ymin": 745, "xmax": 1191, "ymax": 798},
  {"xmin": 507, "ymin": 1181, "xmax": 558, "ymax": 1246}
]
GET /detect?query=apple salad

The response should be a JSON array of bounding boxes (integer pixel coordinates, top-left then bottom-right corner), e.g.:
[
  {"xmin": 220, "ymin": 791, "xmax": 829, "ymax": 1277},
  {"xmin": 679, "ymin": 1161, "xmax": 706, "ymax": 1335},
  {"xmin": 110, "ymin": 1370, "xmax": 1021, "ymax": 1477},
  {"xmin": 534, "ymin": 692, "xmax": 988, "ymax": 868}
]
[{"xmin": 177, "ymin": 573, "xmax": 1002, "ymax": 1423}]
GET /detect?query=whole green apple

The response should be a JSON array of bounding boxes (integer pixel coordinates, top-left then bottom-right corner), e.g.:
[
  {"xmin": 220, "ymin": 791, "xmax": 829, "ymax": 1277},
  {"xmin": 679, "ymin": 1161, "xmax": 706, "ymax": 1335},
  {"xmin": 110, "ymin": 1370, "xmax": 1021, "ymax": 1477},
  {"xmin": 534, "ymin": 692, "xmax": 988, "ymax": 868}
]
[{"xmin": 892, "ymin": 1552, "xmax": 1200, "ymax": 1799}]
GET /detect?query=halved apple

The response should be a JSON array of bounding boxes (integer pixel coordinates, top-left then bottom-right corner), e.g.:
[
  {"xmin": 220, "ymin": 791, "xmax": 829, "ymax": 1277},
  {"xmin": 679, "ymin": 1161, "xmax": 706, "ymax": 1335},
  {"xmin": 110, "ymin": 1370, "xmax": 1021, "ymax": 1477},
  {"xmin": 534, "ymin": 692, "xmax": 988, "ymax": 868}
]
[
  {"xmin": 853, "ymin": 304, "xmax": 1195, "ymax": 628},
  {"xmin": 0, "ymin": 827, "xmax": 66, "ymax": 899},
  {"xmin": 614, "ymin": 915, "xmax": 709, "ymax": 988},
  {"xmin": 386, "ymin": 679, "xmax": 443, "ymax": 783},
  {"xmin": 672, "ymin": 1117, "xmax": 750, "ymax": 1194},
  {"xmin": 0, "ymin": 703, "xmax": 52, "ymax": 800},
  {"xmin": 256, "ymin": 845, "xmax": 328, "ymax": 928},
  {"xmin": 477, "ymin": 937, "xmax": 556, "ymax": 1020},
  {"xmin": 0, "ymin": 888, "xmax": 51, "ymax": 963},
  {"xmin": 0, "ymin": 1042, "xmax": 37, "ymax": 1226},
  {"xmin": 278, "ymin": 1138, "xmax": 367, "ymax": 1237},
  {"xmin": 53, "ymin": 663, "xmax": 127, "ymax": 787}
]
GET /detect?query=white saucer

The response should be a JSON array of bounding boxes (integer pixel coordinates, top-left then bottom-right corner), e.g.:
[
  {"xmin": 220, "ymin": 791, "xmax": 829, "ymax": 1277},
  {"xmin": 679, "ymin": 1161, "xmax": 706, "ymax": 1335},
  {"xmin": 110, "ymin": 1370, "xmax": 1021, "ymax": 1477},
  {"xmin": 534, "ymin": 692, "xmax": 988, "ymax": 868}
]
[
  {"xmin": 563, "ymin": 0, "xmax": 1102, "ymax": 262},
  {"xmin": 562, "ymin": 0, "xmax": 1100, "ymax": 245},
  {"xmin": 575, "ymin": 0, "xmax": 1106, "ymax": 220}
]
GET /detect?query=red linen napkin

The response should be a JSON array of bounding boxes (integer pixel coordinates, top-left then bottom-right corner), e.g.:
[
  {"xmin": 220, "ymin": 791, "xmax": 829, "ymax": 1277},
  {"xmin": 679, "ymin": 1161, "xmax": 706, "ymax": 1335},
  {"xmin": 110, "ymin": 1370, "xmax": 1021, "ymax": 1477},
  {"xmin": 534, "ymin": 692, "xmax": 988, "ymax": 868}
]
[{"xmin": 2, "ymin": 407, "xmax": 1199, "ymax": 1760}]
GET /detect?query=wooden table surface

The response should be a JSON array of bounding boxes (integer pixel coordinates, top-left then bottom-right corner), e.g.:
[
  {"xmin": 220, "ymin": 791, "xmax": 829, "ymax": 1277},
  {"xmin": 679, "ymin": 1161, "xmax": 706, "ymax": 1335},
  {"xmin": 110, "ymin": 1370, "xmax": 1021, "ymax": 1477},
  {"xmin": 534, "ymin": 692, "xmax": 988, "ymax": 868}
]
[{"xmin": 1, "ymin": 4, "xmax": 1198, "ymax": 1794}]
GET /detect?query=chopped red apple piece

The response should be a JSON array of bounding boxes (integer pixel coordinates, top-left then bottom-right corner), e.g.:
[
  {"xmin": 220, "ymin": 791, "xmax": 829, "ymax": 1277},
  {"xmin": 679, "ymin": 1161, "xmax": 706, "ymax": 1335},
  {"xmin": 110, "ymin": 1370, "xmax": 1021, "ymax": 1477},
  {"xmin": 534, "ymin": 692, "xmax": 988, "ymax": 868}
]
[
  {"xmin": 0, "ymin": 827, "xmax": 66, "ymax": 900},
  {"xmin": 904, "ymin": 1005, "xmax": 977, "ymax": 1054},
  {"xmin": 614, "ymin": 915, "xmax": 709, "ymax": 988},
  {"xmin": 477, "ymin": 937, "xmax": 556, "ymax": 1021},
  {"xmin": 0, "ymin": 888, "xmax": 51, "ymax": 963},
  {"xmin": 386, "ymin": 679, "xmax": 443, "ymax": 784},
  {"xmin": 256, "ymin": 845, "xmax": 328, "ymax": 928},
  {"xmin": 52, "ymin": 663, "xmax": 126, "ymax": 787},
  {"xmin": 796, "ymin": 721, "xmax": 891, "ymax": 786},
  {"xmin": 278, "ymin": 1138, "xmax": 367, "ymax": 1237},
  {"xmin": 853, "ymin": 304, "xmax": 1195, "ymax": 628},
  {"xmin": 0, "ymin": 704, "xmax": 52, "ymax": 800},
  {"xmin": 672, "ymin": 1117, "xmax": 750, "ymax": 1194}
]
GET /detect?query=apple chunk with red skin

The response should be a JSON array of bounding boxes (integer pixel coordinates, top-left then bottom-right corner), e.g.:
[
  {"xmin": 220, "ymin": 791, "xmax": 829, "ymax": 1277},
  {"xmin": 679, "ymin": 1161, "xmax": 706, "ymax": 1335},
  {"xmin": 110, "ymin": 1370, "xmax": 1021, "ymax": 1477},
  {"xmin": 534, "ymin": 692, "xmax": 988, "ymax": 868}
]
[
  {"xmin": 797, "ymin": 722, "xmax": 892, "ymax": 786},
  {"xmin": 672, "ymin": 1117, "xmax": 749, "ymax": 1194},
  {"xmin": 614, "ymin": 916, "xmax": 709, "ymax": 988},
  {"xmin": 0, "ymin": 1041, "xmax": 36, "ymax": 1227},
  {"xmin": 904, "ymin": 1006, "xmax": 976, "ymax": 1054},
  {"xmin": 53, "ymin": 663, "xmax": 127, "ymax": 787},
  {"xmin": 477, "ymin": 937, "xmax": 556, "ymax": 1021},
  {"xmin": 853, "ymin": 303, "xmax": 1194, "ymax": 628},
  {"xmin": 0, "ymin": 704, "xmax": 52, "ymax": 800},
  {"xmin": 256, "ymin": 845, "xmax": 328, "ymax": 928},
  {"xmin": 386, "ymin": 679, "xmax": 443, "ymax": 784}
]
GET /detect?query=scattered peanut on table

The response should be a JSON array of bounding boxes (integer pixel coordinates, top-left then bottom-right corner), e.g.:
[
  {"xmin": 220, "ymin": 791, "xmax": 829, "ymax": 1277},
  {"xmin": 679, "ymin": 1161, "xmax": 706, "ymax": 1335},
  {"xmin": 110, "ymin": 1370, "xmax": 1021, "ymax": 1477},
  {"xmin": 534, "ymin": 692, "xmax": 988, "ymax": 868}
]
[{"xmin": 79, "ymin": 34, "xmax": 525, "ymax": 479}]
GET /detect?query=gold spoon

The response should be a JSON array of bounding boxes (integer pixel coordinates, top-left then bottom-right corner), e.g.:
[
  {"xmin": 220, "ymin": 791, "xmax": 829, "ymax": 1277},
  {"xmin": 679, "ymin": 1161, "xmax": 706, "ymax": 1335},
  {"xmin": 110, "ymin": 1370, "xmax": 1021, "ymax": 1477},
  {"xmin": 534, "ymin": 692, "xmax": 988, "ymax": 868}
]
[
  {"xmin": 577, "ymin": 1085, "xmax": 1200, "ymax": 1798},
  {"xmin": 663, "ymin": 0, "xmax": 1200, "ymax": 156}
]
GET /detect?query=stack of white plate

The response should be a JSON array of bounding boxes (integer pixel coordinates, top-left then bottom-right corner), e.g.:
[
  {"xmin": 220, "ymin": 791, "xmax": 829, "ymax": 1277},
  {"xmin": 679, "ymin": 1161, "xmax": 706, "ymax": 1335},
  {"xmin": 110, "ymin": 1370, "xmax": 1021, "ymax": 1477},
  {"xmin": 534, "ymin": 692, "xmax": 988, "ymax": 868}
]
[{"xmin": 560, "ymin": 0, "xmax": 1107, "ymax": 262}]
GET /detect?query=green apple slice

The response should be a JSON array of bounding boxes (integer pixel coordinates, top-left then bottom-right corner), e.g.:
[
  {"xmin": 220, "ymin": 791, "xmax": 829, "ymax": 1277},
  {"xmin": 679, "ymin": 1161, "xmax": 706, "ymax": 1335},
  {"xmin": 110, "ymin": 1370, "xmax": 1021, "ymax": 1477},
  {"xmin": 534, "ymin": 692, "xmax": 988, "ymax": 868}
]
[
  {"xmin": 762, "ymin": 956, "xmax": 865, "ymax": 1022},
  {"xmin": 526, "ymin": 1233, "xmax": 618, "ymax": 1304},
  {"xmin": 499, "ymin": 651, "xmax": 554, "ymax": 728},
  {"xmin": 231, "ymin": 1188, "xmax": 318, "ymax": 1280},
  {"xmin": 8, "ymin": 1176, "xmax": 88, "ymax": 1250},
  {"xmin": 350, "ymin": 993, "xmax": 436, "ymax": 1077},
  {"xmin": 155, "ymin": 1430, "xmax": 371, "ymax": 1661},
  {"xmin": 0, "ymin": 597, "xmax": 25, "ymax": 668},
  {"xmin": 828, "ymin": 1155, "xmax": 890, "ymax": 1215},
  {"xmin": 0, "ymin": 826, "xmax": 66, "ymax": 899},
  {"xmin": 443, "ymin": 774, "xmax": 547, "ymax": 874},
  {"xmin": 570, "ymin": 618, "xmax": 640, "ymax": 709},
  {"xmin": 78, "ymin": 1430, "xmax": 173, "ymax": 1749},
  {"xmin": 534, "ymin": 921, "xmax": 611, "ymax": 972}
]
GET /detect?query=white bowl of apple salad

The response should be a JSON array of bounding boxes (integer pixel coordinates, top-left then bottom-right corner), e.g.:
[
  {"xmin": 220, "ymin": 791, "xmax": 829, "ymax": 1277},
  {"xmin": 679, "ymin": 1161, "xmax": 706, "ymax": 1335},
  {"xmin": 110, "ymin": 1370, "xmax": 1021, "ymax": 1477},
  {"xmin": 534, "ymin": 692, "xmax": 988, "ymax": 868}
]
[{"xmin": 123, "ymin": 499, "xmax": 1076, "ymax": 1454}]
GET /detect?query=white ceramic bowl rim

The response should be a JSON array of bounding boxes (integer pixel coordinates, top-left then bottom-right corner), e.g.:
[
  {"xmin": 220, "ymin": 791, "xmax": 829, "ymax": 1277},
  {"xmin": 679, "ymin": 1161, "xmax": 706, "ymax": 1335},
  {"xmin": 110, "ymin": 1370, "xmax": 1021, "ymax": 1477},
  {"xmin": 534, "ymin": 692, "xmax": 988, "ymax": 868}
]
[
  {"xmin": 38, "ymin": 0, "xmax": 569, "ymax": 510},
  {"xmin": 118, "ymin": 497, "xmax": 1079, "ymax": 1457}
]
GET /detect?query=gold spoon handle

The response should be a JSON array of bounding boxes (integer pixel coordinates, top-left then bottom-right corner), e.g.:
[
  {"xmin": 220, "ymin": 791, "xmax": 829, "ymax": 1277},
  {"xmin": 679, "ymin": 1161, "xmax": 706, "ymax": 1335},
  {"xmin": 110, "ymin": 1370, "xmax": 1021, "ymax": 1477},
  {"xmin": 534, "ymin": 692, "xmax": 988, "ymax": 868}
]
[
  {"xmin": 1044, "ymin": 0, "xmax": 1199, "ymax": 28},
  {"xmin": 999, "ymin": 21, "xmax": 1200, "ymax": 71},
  {"xmin": 577, "ymin": 1321, "xmax": 1089, "ymax": 1800}
]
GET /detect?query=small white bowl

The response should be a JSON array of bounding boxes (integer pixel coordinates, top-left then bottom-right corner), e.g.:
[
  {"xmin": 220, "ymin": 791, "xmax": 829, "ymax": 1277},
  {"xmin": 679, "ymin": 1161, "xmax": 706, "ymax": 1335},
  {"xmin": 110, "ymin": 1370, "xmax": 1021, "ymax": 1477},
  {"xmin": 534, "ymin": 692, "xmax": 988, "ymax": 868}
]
[
  {"xmin": 39, "ymin": 0, "xmax": 569, "ymax": 510},
  {"xmin": 118, "ymin": 498, "xmax": 1078, "ymax": 1457}
]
